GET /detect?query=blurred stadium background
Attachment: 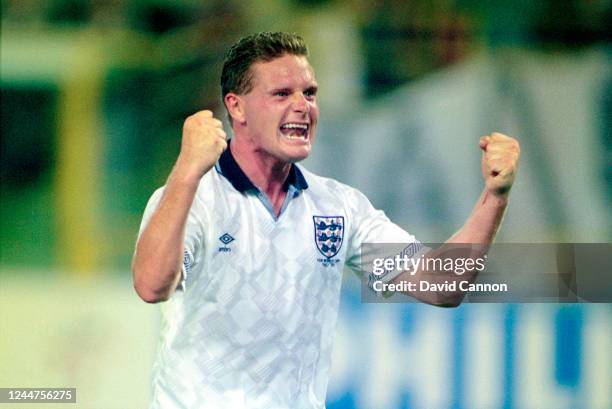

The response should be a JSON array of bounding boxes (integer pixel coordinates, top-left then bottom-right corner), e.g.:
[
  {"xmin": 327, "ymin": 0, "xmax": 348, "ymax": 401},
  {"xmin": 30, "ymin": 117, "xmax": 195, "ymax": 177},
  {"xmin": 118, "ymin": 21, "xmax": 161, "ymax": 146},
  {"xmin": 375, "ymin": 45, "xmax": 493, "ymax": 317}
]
[{"xmin": 1, "ymin": 0, "xmax": 610, "ymax": 408}]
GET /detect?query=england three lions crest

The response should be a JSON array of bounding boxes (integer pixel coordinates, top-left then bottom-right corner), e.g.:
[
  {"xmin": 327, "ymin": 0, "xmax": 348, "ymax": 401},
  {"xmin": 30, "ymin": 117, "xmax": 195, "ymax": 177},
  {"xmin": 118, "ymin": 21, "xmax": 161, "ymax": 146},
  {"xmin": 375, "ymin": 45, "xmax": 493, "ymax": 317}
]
[{"xmin": 313, "ymin": 216, "xmax": 344, "ymax": 260}]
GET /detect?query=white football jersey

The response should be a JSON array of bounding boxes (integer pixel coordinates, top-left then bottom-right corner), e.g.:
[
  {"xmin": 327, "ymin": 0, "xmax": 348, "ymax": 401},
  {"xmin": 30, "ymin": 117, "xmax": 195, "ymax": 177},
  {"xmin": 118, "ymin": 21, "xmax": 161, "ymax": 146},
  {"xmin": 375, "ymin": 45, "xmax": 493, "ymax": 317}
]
[{"xmin": 139, "ymin": 144, "xmax": 421, "ymax": 409}]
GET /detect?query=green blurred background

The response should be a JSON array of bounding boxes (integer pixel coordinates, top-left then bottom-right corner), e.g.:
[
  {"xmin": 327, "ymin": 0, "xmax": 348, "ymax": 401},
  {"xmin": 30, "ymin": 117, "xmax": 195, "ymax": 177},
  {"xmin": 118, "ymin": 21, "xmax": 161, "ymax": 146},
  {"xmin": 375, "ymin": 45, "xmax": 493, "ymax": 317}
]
[{"xmin": 1, "ymin": 1, "xmax": 610, "ymax": 408}]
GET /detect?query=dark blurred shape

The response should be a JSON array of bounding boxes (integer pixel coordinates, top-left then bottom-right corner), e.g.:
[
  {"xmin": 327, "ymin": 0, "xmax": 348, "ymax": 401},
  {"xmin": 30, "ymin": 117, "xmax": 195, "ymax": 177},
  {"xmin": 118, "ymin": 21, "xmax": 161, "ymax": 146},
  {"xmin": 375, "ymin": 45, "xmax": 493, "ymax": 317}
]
[
  {"xmin": 47, "ymin": 0, "xmax": 92, "ymax": 25},
  {"xmin": 129, "ymin": 2, "xmax": 198, "ymax": 35},
  {"xmin": 0, "ymin": 87, "xmax": 57, "ymax": 267},
  {"xmin": 532, "ymin": 0, "xmax": 611, "ymax": 48},
  {"xmin": 290, "ymin": 0, "xmax": 334, "ymax": 8},
  {"xmin": 0, "ymin": 87, "xmax": 57, "ymax": 187}
]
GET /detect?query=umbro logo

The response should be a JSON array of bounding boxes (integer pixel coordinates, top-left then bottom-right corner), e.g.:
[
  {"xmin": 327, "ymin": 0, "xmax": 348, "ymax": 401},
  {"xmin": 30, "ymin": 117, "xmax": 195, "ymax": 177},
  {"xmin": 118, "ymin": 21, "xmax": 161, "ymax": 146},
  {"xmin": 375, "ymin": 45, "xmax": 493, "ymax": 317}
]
[{"xmin": 218, "ymin": 233, "xmax": 235, "ymax": 253}]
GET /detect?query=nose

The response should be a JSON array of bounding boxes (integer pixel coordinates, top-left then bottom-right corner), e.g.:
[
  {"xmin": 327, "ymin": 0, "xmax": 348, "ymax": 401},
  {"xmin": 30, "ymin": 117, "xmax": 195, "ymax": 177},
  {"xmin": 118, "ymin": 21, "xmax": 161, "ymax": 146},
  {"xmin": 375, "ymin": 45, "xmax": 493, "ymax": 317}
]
[{"xmin": 291, "ymin": 92, "xmax": 309, "ymax": 113}]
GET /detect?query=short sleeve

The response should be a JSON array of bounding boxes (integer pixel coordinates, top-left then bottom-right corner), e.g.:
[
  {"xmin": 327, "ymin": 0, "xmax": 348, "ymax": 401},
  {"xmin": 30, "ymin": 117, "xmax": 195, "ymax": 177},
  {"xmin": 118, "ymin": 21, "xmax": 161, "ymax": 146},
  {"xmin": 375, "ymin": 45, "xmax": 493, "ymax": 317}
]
[
  {"xmin": 343, "ymin": 187, "xmax": 429, "ymax": 288},
  {"xmin": 137, "ymin": 187, "xmax": 208, "ymax": 290}
]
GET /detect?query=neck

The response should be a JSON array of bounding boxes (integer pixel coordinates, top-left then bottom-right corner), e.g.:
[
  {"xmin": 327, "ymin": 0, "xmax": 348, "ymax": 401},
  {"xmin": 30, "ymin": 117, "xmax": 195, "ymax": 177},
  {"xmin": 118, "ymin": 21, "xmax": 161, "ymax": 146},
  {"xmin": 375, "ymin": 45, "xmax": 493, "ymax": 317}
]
[{"xmin": 230, "ymin": 136, "xmax": 291, "ymax": 200}]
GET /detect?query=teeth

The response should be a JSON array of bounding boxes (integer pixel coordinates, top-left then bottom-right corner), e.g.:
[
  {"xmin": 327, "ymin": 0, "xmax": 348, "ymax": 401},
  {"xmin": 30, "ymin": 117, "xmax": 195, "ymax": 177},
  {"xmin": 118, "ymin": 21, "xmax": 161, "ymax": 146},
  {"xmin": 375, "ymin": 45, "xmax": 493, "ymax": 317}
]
[
  {"xmin": 280, "ymin": 122, "xmax": 308, "ymax": 140},
  {"xmin": 281, "ymin": 123, "xmax": 308, "ymax": 130}
]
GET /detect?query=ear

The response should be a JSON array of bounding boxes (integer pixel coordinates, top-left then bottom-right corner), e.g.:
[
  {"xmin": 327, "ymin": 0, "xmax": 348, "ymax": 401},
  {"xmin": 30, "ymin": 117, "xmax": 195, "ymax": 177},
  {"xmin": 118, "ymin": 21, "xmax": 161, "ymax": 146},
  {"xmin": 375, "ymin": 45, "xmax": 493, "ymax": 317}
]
[{"xmin": 224, "ymin": 93, "xmax": 246, "ymax": 125}]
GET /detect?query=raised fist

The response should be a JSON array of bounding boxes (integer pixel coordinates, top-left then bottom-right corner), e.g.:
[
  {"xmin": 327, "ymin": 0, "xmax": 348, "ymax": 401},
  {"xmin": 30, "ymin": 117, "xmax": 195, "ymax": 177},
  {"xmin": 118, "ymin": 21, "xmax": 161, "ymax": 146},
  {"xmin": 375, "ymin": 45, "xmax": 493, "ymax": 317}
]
[
  {"xmin": 480, "ymin": 132, "xmax": 520, "ymax": 196},
  {"xmin": 178, "ymin": 110, "xmax": 227, "ymax": 178}
]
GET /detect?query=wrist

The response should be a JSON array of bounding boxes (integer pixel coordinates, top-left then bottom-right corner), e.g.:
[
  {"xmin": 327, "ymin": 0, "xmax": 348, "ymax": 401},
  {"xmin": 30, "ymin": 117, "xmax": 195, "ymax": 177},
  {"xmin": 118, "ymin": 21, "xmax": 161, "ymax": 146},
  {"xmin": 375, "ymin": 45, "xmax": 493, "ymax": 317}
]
[
  {"xmin": 482, "ymin": 189, "xmax": 509, "ymax": 208},
  {"xmin": 172, "ymin": 156, "xmax": 211, "ymax": 186}
]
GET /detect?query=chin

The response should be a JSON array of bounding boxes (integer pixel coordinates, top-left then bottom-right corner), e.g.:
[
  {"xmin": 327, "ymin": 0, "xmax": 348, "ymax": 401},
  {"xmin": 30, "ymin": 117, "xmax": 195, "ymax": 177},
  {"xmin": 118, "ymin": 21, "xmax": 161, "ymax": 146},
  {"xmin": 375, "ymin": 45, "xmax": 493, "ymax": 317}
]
[
  {"xmin": 277, "ymin": 140, "xmax": 312, "ymax": 163},
  {"xmin": 284, "ymin": 149, "xmax": 310, "ymax": 163}
]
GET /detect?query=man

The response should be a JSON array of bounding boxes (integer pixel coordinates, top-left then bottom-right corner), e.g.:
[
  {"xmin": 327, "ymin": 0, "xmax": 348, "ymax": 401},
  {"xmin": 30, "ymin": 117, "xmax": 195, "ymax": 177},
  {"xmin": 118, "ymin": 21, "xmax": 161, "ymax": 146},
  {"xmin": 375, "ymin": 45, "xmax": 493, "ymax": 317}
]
[{"xmin": 132, "ymin": 32, "xmax": 519, "ymax": 409}]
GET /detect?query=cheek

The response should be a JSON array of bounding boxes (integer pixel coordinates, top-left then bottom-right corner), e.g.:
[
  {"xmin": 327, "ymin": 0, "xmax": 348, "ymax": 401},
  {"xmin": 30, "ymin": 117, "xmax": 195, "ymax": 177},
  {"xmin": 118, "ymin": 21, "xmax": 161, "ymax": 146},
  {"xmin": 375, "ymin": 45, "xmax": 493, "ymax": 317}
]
[
  {"xmin": 310, "ymin": 103, "xmax": 320, "ymax": 118},
  {"xmin": 261, "ymin": 100, "xmax": 283, "ymax": 118}
]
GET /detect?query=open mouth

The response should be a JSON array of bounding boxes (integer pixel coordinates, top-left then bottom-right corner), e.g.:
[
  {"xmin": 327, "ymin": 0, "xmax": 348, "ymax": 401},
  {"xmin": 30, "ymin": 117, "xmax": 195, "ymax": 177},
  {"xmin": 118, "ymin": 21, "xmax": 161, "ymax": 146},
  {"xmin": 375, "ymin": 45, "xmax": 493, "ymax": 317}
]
[{"xmin": 279, "ymin": 122, "xmax": 309, "ymax": 140}]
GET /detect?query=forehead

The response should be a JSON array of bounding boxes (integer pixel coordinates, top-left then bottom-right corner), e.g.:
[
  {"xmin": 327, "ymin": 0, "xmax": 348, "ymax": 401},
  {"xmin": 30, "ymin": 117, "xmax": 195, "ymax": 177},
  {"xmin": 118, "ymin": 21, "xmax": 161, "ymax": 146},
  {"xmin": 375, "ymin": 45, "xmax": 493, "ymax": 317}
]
[{"xmin": 250, "ymin": 54, "xmax": 316, "ymax": 88}]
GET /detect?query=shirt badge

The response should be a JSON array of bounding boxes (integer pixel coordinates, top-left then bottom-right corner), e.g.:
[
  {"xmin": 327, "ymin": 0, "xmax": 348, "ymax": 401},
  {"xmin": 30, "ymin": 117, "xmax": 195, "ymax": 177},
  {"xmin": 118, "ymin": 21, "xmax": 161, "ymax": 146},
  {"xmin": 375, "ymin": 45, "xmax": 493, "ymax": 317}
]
[{"xmin": 313, "ymin": 216, "xmax": 344, "ymax": 266}]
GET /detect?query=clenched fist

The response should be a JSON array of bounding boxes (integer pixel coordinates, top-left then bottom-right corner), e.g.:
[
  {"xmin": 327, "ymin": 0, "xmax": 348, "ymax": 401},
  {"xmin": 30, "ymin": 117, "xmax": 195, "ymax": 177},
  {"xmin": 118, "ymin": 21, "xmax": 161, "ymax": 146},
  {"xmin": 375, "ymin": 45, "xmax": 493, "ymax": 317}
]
[
  {"xmin": 480, "ymin": 132, "xmax": 520, "ymax": 196},
  {"xmin": 177, "ymin": 110, "xmax": 227, "ymax": 178}
]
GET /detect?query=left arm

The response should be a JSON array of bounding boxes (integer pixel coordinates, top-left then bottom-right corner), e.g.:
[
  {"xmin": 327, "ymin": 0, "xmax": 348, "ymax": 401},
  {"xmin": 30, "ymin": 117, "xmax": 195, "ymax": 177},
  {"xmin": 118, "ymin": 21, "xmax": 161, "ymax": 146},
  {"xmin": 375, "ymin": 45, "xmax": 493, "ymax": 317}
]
[{"xmin": 393, "ymin": 132, "xmax": 521, "ymax": 306}]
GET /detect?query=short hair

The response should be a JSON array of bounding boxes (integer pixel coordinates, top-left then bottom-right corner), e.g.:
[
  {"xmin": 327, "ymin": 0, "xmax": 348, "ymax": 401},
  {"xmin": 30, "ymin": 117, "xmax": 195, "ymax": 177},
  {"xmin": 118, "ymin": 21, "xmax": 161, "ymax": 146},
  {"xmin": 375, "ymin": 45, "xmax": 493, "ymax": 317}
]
[{"xmin": 221, "ymin": 32, "xmax": 309, "ymax": 100}]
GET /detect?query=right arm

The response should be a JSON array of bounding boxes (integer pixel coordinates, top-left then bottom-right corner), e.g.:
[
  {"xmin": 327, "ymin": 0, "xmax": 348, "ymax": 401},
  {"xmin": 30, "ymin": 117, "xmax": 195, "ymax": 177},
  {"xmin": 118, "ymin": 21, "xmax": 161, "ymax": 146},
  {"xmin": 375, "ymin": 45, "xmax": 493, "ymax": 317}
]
[{"xmin": 132, "ymin": 110, "xmax": 227, "ymax": 303}]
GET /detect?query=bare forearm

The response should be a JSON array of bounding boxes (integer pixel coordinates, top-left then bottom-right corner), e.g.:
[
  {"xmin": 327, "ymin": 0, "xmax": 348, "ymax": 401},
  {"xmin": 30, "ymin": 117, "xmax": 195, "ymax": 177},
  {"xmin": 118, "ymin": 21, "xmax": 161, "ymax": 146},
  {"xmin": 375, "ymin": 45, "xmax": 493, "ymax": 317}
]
[
  {"xmin": 132, "ymin": 162, "xmax": 202, "ymax": 302},
  {"xmin": 449, "ymin": 189, "xmax": 508, "ymax": 246}
]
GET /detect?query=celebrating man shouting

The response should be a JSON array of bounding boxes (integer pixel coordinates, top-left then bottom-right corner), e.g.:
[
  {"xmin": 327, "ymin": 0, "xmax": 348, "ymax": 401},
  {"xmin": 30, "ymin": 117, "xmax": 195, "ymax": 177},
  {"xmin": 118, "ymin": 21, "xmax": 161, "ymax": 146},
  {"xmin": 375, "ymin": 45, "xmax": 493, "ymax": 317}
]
[{"xmin": 132, "ymin": 32, "xmax": 520, "ymax": 409}]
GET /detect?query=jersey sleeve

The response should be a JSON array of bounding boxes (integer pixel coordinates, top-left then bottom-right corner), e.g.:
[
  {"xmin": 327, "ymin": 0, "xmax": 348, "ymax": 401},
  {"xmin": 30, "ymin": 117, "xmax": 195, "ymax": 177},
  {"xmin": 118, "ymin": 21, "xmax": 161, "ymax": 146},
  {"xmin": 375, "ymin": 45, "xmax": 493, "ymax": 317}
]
[
  {"xmin": 137, "ymin": 187, "xmax": 208, "ymax": 291},
  {"xmin": 343, "ymin": 187, "xmax": 429, "ymax": 290}
]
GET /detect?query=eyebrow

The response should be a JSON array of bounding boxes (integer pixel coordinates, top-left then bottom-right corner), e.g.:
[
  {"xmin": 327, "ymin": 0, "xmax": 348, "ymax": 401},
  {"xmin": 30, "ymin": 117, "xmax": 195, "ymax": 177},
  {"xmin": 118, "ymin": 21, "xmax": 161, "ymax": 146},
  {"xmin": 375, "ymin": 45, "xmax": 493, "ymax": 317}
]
[
  {"xmin": 270, "ymin": 87, "xmax": 291, "ymax": 94},
  {"xmin": 269, "ymin": 85, "xmax": 318, "ymax": 94}
]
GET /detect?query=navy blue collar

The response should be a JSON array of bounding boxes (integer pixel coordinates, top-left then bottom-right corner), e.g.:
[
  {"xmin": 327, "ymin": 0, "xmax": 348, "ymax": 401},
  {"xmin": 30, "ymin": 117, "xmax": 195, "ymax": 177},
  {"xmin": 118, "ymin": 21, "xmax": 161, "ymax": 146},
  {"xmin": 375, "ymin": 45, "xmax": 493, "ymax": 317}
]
[{"xmin": 218, "ymin": 140, "xmax": 308, "ymax": 193}]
